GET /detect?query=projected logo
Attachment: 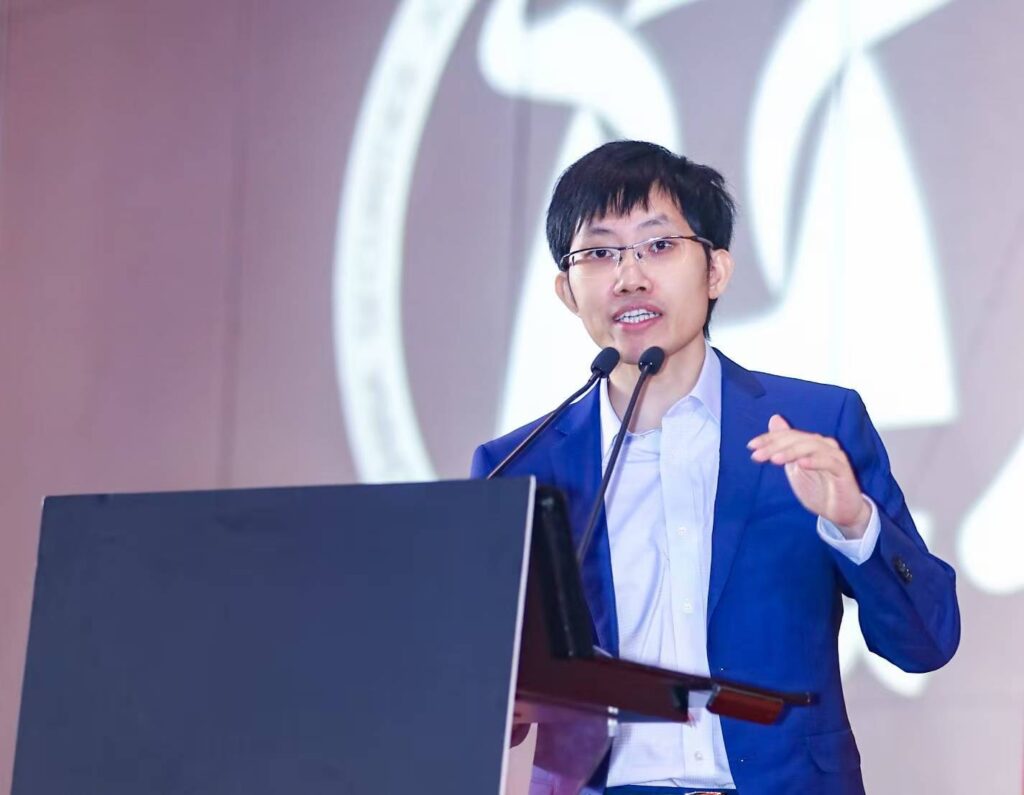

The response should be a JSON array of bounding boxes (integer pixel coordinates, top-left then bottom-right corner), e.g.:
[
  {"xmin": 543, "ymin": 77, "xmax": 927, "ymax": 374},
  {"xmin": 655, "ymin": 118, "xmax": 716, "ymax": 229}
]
[{"xmin": 333, "ymin": 0, "xmax": 1024, "ymax": 693}]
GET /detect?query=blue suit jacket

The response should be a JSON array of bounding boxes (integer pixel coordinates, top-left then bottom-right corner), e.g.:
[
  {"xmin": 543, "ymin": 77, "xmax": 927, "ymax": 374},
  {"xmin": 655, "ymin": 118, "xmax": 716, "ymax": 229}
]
[{"xmin": 471, "ymin": 350, "xmax": 960, "ymax": 795}]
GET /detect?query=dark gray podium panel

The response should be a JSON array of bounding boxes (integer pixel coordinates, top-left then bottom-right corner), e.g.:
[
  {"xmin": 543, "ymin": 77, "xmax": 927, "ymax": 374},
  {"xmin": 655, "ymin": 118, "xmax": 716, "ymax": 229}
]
[{"xmin": 14, "ymin": 478, "xmax": 535, "ymax": 795}]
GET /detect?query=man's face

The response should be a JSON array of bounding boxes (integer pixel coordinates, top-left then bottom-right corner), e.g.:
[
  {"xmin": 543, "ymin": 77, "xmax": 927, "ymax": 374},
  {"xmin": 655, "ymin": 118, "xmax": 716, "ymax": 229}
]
[{"xmin": 554, "ymin": 188, "xmax": 733, "ymax": 367}]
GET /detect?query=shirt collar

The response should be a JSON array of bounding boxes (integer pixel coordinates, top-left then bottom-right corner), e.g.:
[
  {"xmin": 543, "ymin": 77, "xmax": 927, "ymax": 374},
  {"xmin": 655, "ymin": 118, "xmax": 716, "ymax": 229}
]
[{"xmin": 598, "ymin": 341, "xmax": 722, "ymax": 455}]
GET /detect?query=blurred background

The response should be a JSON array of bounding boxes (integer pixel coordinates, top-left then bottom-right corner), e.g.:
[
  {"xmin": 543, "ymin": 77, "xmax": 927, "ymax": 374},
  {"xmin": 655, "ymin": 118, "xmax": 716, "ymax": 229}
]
[{"xmin": 1, "ymin": 0, "xmax": 1022, "ymax": 791}]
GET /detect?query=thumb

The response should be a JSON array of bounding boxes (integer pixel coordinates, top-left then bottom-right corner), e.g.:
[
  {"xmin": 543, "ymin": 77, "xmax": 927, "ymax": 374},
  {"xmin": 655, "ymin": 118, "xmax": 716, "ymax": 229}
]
[{"xmin": 768, "ymin": 414, "xmax": 790, "ymax": 432}]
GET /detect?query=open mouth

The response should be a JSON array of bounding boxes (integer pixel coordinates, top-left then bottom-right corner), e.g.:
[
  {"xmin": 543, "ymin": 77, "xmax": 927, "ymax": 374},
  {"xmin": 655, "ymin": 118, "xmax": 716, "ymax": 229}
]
[{"xmin": 615, "ymin": 308, "xmax": 662, "ymax": 325}]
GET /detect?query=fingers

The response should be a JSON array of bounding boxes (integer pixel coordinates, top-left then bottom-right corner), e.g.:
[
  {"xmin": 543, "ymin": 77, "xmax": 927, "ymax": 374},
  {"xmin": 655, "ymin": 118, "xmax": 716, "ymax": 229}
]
[
  {"xmin": 750, "ymin": 434, "xmax": 849, "ymax": 478},
  {"xmin": 748, "ymin": 415, "xmax": 841, "ymax": 460},
  {"xmin": 748, "ymin": 414, "xmax": 797, "ymax": 449},
  {"xmin": 752, "ymin": 436, "xmax": 834, "ymax": 465},
  {"xmin": 791, "ymin": 451, "xmax": 848, "ymax": 477},
  {"xmin": 749, "ymin": 429, "xmax": 809, "ymax": 455},
  {"xmin": 749, "ymin": 430, "xmax": 835, "ymax": 458}
]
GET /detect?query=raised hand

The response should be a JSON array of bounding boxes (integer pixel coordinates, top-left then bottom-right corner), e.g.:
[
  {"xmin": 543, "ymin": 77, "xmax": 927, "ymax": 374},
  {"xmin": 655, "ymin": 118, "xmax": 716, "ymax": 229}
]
[{"xmin": 748, "ymin": 414, "xmax": 871, "ymax": 538}]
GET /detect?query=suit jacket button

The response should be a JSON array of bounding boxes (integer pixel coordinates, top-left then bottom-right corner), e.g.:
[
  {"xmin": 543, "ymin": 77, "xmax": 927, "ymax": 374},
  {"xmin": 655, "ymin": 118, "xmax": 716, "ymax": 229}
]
[{"xmin": 892, "ymin": 555, "xmax": 913, "ymax": 583}]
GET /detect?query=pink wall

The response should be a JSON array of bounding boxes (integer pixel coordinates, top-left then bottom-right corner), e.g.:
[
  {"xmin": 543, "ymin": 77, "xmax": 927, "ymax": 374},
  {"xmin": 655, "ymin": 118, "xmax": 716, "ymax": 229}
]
[{"xmin": 0, "ymin": 1, "xmax": 386, "ymax": 788}]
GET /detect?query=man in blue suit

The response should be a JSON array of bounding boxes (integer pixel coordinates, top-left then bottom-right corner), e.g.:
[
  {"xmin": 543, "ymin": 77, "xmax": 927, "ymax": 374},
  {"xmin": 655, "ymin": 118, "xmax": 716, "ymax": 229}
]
[{"xmin": 471, "ymin": 141, "xmax": 960, "ymax": 794}]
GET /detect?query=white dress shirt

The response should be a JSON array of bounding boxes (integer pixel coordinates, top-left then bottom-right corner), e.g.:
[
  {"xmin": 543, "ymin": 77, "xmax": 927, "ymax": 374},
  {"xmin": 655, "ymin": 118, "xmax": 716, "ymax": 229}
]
[{"xmin": 601, "ymin": 344, "xmax": 880, "ymax": 789}]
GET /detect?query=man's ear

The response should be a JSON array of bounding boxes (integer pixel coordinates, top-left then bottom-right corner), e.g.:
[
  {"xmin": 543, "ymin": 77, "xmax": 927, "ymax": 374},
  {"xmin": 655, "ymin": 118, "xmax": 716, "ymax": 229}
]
[
  {"xmin": 707, "ymin": 248, "xmax": 735, "ymax": 300},
  {"xmin": 555, "ymin": 272, "xmax": 579, "ymax": 314}
]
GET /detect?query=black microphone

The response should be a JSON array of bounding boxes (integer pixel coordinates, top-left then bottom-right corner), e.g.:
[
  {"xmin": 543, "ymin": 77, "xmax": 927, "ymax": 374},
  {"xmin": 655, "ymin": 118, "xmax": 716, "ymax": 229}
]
[
  {"xmin": 576, "ymin": 346, "xmax": 665, "ymax": 564},
  {"xmin": 487, "ymin": 347, "xmax": 620, "ymax": 479}
]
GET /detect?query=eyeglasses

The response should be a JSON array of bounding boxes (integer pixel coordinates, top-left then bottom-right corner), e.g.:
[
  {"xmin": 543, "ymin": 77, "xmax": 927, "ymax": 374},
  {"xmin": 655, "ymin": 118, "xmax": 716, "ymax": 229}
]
[{"xmin": 558, "ymin": 234, "xmax": 713, "ymax": 273}]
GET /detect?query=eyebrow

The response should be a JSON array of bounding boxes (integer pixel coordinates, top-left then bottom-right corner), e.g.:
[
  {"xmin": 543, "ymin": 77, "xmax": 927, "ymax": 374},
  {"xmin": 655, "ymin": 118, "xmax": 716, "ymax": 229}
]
[
  {"xmin": 582, "ymin": 213, "xmax": 672, "ymax": 238},
  {"xmin": 636, "ymin": 213, "xmax": 671, "ymax": 230}
]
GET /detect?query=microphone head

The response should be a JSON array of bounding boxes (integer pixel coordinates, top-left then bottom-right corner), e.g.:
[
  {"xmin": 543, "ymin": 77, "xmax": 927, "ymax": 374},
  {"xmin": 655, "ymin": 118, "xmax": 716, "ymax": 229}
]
[
  {"xmin": 590, "ymin": 347, "xmax": 620, "ymax": 378},
  {"xmin": 638, "ymin": 346, "xmax": 665, "ymax": 375}
]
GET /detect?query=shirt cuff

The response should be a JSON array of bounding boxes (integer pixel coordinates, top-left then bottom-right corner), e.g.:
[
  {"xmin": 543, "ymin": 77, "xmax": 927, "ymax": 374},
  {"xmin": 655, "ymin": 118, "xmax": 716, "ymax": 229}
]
[{"xmin": 816, "ymin": 496, "xmax": 881, "ymax": 565}]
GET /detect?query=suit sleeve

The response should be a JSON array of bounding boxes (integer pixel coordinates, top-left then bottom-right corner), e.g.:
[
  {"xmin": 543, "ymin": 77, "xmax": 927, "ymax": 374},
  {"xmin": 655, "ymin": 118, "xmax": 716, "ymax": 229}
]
[{"xmin": 829, "ymin": 389, "xmax": 961, "ymax": 673}]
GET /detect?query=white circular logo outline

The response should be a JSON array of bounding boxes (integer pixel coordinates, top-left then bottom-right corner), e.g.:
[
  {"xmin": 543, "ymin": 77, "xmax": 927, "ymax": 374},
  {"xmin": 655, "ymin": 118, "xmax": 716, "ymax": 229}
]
[{"xmin": 332, "ymin": 0, "xmax": 477, "ymax": 483}]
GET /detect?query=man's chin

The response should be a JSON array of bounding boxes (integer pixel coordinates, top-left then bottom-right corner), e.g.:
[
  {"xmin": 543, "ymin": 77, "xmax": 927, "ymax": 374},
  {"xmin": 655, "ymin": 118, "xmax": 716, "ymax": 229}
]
[
  {"xmin": 617, "ymin": 339, "xmax": 662, "ymax": 365},
  {"xmin": 615, "ymin": 350, "xmax": 643, "ymax": 367},
  {"xmin": 613, "ymin": 336, "xmax": 705, "ymax": 372}
]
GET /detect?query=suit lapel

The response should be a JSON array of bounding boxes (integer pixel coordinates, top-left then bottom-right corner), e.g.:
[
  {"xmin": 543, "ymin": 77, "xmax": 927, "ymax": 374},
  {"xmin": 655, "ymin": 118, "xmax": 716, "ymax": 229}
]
[
  {"xmin": 548, "ymin": 388, "xmax": 620, "ymax": 655},
  {"xmin": 708, "ymin": 350, "xmax": 768, "ymax": 623}
]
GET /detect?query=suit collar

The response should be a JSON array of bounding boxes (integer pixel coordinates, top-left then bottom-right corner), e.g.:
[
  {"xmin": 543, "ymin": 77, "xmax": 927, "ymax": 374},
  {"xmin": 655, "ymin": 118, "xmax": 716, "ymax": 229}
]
[
  {"xmin": 713, "ymin": 347, "xmax": 766, "ymax": 401},
  {"xmin": 596, "ymin": 342, "xmax": 722, "ymax": 459}
]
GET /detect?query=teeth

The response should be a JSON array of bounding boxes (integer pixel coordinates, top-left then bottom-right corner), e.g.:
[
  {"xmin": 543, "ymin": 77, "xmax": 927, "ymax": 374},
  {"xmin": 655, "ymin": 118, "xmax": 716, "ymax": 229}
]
[{"xmin": 616, "ymin": 309, "xmax": 660, "ymax": 324}]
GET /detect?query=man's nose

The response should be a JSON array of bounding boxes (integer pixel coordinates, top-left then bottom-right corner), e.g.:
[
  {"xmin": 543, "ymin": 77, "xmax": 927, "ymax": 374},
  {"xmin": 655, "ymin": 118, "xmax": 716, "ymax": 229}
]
[{"xmin": 614, "ymin": 249, "xmax": 650, "ymax": 292}]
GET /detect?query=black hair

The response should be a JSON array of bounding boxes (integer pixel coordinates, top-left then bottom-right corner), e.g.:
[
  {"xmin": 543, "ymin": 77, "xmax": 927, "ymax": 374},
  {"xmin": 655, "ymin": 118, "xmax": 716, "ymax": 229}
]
[{"xmin": 545, "ymin": 140, "xmax": 736, "ymax": 337}]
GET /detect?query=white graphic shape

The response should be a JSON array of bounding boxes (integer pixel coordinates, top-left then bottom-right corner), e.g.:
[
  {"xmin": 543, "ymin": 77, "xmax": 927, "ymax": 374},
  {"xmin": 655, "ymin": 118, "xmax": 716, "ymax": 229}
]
[
  {"xmin": 478, "ymin": 0, "xmax": 683, "ymax": 432},
  {"xmin": 333, "ymin": 0, "xmax": 477, "ymax": 481},
  {"xmin": 480, "ymin": 0, "xmax": 676, "ymax": 136},
  {"xmin": 719, "ymin": 47, "xmax": 956, "ymax": 429},
  {"xmin": 838, "ymin": 510, "xmax": 934, "ymax": 696},
  {"xmin": 624, "ymin": 0, "xmax": 704, "ymax": 26},
  {"xmin": 746, "ymin": 0, "xmax": 953, "ymax": 295},
  {"xmin": 959, "ymin": 435, "xmax": 1024, "ymax": 594}
]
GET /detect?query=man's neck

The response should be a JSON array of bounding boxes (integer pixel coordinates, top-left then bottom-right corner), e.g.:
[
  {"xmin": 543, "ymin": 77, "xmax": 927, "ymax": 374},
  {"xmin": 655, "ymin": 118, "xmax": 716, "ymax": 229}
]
[{"xmin": 607, "ymin": 339, "xmax": 708, "ymax": 433}]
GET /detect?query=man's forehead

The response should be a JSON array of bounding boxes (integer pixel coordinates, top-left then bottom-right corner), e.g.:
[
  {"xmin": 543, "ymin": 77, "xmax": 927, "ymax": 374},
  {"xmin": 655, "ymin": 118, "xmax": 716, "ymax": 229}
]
[{"xmin": 575, "ymin": 194, "xmax": 691, "ymax": 239}]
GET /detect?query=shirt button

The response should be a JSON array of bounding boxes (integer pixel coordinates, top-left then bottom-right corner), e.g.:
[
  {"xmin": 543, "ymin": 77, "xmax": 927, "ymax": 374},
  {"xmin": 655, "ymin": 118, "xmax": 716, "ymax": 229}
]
[
  {"xmin": 676, "ymin": 525, "xmax": 687, "ymax": 535},
  {"xmin": 694, "ymin": 751, "xmax": 704, "ymax": 761},
  {"xmin": 682, "ymin": 599, "xmax": 694, "ymax": 614}
]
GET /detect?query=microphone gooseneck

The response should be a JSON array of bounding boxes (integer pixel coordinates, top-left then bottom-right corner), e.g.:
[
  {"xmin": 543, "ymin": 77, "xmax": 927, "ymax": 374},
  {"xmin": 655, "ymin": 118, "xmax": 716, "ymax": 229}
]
[
  {"xmin": 575, "ymin": 346, "xmax": 665, "ymax": 564},
  {"xmin": 486, "ymin": 347, "xmax": 620, "ymax": 479}
]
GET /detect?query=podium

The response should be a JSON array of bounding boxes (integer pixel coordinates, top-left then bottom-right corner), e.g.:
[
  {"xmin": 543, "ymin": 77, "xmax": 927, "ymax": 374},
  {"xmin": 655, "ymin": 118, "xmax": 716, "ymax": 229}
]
[{"xmin": 13, "ymin": 477, "xmax": 810, "ymax": 795}]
